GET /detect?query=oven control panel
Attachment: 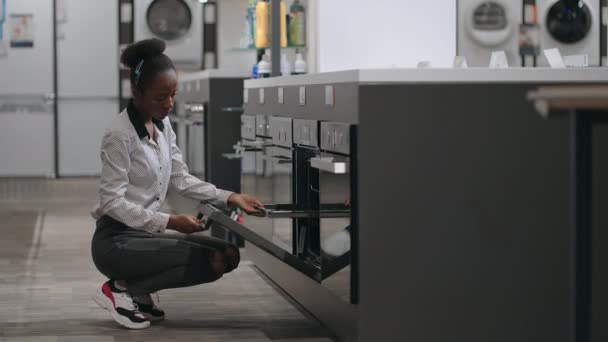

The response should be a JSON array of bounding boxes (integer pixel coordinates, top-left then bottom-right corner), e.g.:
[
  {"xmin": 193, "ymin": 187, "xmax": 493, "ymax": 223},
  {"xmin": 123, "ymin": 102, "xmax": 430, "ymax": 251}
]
[
  {"xmin": 293, "ymin": 119, "xmax": 319, "ymax": 148},
  {"xmin": 241, "ymin": 115, "xmax": 256, "ymax": 141},
  {"xmin": 255, "ymin": 114, "xmax": 271, "ymax": 138},
  {"xmin": 269, "ymin": 116, "xmax": 293, "ymax": 148},
  {"xmin": 321, "ymin": 122, "xmax": 350, "ymax": 155}
]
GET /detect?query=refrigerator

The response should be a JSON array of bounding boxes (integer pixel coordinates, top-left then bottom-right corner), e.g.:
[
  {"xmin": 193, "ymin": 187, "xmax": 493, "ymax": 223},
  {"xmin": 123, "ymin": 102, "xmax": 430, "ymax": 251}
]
[{"xmin": 0, "ymin": 0, "xmax": 118, "ymax": 177}]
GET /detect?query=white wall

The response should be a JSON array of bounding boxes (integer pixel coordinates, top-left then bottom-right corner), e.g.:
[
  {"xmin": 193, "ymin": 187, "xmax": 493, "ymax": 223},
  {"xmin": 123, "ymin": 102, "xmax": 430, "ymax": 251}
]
[{"xmin": 317, "ymin": 0, "xmax": 456, "ymax": 72}]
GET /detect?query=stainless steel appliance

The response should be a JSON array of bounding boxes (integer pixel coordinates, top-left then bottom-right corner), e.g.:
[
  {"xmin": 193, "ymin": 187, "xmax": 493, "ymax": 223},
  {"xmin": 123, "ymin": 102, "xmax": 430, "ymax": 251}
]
[
  {"xmin": 457, "ymin": 0, "xmax": 522, "ymax": 66},
  {"xmin": 203, "ymin": 115, "xmax": 358, "ymax": 303},
  {"xmin": 537, "ymin": 0, "xmax": 601, "ymax": 66},
  {"xmin": 134, "ymin": 0, "xmax": 203, "ymax": 68}
]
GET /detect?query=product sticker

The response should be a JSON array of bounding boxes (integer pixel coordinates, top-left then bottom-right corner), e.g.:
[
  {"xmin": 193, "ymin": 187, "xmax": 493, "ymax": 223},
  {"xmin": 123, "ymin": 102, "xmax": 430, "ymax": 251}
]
[{"xmin": 9, "ymin": 13, "xmax": 34, "ymax": 48}]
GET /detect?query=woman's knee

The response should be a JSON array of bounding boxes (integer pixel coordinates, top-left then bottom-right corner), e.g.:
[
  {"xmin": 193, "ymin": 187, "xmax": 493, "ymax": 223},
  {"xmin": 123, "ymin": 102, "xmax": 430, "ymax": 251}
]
[
  {"xmin": 224, "ymin": 245, "xmax": 240, "ymax": 273},
  {"xmin": 209, "ymin": 250, "xmax": 226, "ymax": 277}
]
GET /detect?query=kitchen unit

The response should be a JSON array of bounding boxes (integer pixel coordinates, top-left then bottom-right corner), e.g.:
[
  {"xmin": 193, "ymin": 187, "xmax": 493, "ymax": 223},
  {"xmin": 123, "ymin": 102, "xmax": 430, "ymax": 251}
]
[{"xmin": 198, "ymin": 68, "xmax": 608, "ymax": 342}]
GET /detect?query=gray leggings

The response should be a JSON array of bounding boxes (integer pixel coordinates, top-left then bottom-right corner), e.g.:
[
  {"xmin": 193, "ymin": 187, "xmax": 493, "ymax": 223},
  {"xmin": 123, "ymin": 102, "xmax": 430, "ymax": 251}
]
[{"xmin": 91, "ymin": 215, "xmax": 240, "ymax": 295}]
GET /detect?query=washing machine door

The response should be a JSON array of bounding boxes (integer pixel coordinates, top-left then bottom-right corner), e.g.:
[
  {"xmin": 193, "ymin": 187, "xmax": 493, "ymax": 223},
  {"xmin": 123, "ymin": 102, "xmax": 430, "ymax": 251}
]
[
  {"xmin": 545, "ymin": 0, "xmax": 592, "ymax": 43},
  {"xmin": 146, "ymin": 0, "xmax": 192, "ymax": 41},
  {"xmin": 467, "ymin": 1, "xmax": 513, "ymax": 47}
]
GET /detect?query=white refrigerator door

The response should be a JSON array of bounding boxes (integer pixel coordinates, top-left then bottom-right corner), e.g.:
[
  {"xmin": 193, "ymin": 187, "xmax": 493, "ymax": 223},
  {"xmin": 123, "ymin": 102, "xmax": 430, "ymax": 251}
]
[
  {"xmin": 57, "ymin": 0, "xmax": 118, "ymax": 176},
  {"xmin": 0, "ymin": 0, "xmax": 55, "ymax": 177}
]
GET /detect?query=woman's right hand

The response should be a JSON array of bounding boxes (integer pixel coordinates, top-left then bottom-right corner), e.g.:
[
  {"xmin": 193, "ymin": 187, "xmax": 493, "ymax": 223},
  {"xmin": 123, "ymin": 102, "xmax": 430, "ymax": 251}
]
[{"xmin": 167, "ymin": 214, "xmax": 203, "ymax": 234}]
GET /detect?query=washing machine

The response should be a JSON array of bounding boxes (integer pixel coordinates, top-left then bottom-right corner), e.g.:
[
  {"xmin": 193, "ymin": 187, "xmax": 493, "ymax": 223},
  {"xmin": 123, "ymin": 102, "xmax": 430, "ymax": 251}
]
[
  {"xmin": 134, "ymin": 0, "xmax": 202, "ymax": 69},
  {"xmin": 457, "ymin": 0, "xmax": 523, "ymax": 67},
  {"xmin": 537, "ymin": 0, "xmax": 600, "ymax": 66}
]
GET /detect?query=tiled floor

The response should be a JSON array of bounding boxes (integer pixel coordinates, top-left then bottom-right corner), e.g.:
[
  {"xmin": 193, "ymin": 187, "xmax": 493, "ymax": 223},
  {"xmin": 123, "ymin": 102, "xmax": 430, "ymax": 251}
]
[{"xmin": 0, "ymin": 178, "xmax": 336, "ymax": 342}]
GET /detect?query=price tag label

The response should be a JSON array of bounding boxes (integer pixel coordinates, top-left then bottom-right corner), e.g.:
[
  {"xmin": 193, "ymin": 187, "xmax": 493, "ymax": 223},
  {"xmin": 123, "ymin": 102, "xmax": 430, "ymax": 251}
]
[
  {"xmin": 325, "ymin": 85, "xmax": 334, "ymax": 107},
  {"xmin": 121, "ymin": 3, "xmax": 133, "ymax": 23},
  {"xmin": 299, "ymin": 86, "xmax": 306, "ymax": 106}
]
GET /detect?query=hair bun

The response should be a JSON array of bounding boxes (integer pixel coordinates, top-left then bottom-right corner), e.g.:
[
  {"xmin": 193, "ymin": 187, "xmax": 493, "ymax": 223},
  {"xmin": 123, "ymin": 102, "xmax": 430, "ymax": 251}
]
[{"xmin": 120, "ymin": 39, "xmax": 167, "ymax": 69}]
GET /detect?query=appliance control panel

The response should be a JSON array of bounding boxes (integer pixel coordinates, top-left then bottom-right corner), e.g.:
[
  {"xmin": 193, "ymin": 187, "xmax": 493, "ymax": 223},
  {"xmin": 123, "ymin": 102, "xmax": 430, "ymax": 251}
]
[
  {"xmin": 321, "ymin": 121, "xmax": 350, "ymax": 155},
  {"xmin": 241, "ymin": 115, "xmax": 256, "ymax": 141},
  {"xmin": 293, "ymin": 119, "xmax": 319, "ymax": 148},
  {"xmin": 269, "ymin": 116, "xmax": 293, "ymax": 148},
  {"xmin": 255, "ymin": 114, "xmax": 271, "ymax": 138}
]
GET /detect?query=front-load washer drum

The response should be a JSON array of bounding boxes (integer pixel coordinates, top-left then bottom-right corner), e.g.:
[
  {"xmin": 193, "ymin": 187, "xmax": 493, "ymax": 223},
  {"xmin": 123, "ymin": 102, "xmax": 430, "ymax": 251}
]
[
  {"xmin": 546, "ymin": 0, "xmax": 592, "ymax": 43},
  {"xmin": 467, "ymin": 2, "xmax": 513, "ymax": 47},
  {"xmin": 147, "ymin": 0, "xmax": 192, "ymax": 41}
]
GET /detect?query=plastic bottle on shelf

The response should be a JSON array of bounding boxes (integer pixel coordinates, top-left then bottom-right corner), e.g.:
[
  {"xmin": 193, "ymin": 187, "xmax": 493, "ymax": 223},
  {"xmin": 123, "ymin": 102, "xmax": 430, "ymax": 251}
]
[
  {"xmin": 289, "ymin": 0, "xmax": 305, "ymax": 47},
  {"xmin": 257, "ymin": 52, "xmax": 271, "ymax": 78},
  {"xmin": 240, "ymin": 10, "xmax": 254, "ymax": 49},
  {"xmin": 280, "ymin": 53, "xmax": 292, "ymax": 76},
  {"xmin": 266, "ymin": 0, "xmax": 288, "ymax": 48},
  {"xmin": 255, "ymin": 0, "xmax": 269, "ymax": 48},
  {"xmin": 280, "ymin": 0, "xmax": 288, "ymax": 48},
  {"xmin": 293, "ymin": 51, "xmax": 307, "ymax": 75},
  {"xmin": 248, "ymin": 0, "xmax": 257, "ymax": 49}
]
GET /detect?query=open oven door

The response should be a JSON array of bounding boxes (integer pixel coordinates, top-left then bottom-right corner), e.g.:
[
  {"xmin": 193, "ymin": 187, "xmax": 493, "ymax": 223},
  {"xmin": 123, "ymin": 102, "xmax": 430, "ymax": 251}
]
[{"xmin": 197, "ymin": 202, "xmax": 352, "ymax": 283}]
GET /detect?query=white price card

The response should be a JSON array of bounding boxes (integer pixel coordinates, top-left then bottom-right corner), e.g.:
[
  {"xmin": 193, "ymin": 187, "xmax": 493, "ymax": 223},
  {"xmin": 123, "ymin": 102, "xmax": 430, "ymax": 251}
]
[
  {"xmin": 417, "ymin": 61, "xmax": 432, "ymax": 68},
  {"xmin": 563, "ymin": 54, "xmax": 589, "ymax": 67},
  {"xmin": 453, "ymin": 56, "xmax": 469, "ymax": 69},
  {"xmin": 543, "ymin": 48, "xmax": 566, "ymax": 68},
  {"xmin": 489, "ymin": 51, "xmax": 509, "ymax": 68}
]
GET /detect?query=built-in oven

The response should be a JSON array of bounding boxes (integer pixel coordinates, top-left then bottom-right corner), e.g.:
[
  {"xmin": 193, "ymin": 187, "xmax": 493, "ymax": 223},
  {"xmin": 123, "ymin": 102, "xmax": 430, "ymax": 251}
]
[
  {"xmin": 207, "ymin": 116, "xmax": 358, "ymax": 304},
  {"xmin": 294, "ymin": 120, "xmax": 356, "ymax": 304}
]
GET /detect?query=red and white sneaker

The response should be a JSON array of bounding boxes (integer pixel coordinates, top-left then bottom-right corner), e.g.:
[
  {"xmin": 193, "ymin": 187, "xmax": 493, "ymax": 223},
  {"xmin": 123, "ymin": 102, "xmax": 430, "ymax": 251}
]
[
  {"xmin": 94, "ymin": 280, "xmax": 150, "ymax": 329},
  {"xmin": 133, "ymin": 293, "xmax": 165, "ymax": 322}
]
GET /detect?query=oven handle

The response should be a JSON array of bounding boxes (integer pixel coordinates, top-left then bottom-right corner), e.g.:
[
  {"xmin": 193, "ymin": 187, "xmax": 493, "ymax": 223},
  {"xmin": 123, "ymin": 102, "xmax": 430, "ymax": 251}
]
[
  {"xmin": 169, "ymin": 113, "xmax": 204, "ymax": 126},
  {"xmin": 309, "ymin": 157, "xmax": 349, "ymax": 174},
  {"xmin": 221, "ymin": 140, "xmax": 268, "ymax": 160},
  {"xmin": 263, "ymin": 203, "xmax": 351, "ymax": 218},
  {"xmin": 261, "ymin": 154, "xmax": 293, "ymax": 164}
]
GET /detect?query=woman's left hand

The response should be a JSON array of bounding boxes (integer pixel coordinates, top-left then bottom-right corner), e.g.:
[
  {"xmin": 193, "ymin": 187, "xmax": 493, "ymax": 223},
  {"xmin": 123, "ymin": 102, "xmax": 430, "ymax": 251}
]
[{"xmin": 228, "ymin": 193, "xmax": 266, "ymax": 217}]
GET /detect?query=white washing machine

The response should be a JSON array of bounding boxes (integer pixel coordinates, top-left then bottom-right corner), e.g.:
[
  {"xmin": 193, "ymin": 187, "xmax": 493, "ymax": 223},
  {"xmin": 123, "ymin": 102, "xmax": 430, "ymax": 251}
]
[
  {"xmin": 457, "ymin": 0, "xmax": 522, "ymax": 67},
  {"xmin": 537, "ymin": 0, "xmax": 600, "ymax": 66},
  {"xmin": 134, "ymin": 0, "xmax": 202, "ymax": 69}
]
